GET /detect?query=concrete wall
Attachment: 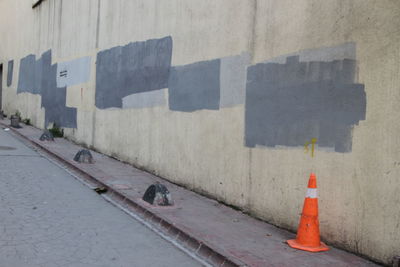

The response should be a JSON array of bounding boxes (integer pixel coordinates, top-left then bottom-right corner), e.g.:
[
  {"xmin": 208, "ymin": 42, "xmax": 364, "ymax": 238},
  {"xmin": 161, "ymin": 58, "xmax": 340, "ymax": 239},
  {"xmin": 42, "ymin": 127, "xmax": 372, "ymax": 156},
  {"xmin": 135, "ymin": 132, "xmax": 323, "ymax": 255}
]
[{"xmin": 1, "ymin": 0, "xmax": 399, "ymax": 264}]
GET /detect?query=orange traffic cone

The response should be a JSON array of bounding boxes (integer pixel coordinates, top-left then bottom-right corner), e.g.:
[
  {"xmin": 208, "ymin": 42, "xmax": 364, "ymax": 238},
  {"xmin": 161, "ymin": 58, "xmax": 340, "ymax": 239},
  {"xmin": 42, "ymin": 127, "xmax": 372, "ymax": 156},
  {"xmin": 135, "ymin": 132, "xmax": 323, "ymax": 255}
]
[{"xmin": 287, "ymin": 173, "xmax": 329, "ymax": 252}]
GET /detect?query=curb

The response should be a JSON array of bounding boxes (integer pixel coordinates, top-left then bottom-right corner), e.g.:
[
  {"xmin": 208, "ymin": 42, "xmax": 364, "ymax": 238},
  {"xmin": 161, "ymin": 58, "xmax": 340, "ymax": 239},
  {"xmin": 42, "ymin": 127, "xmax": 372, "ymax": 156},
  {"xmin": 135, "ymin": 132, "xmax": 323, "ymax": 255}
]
[{"xmin": 1, "ymin": 122, "xmax": 246, "ymax": 267}]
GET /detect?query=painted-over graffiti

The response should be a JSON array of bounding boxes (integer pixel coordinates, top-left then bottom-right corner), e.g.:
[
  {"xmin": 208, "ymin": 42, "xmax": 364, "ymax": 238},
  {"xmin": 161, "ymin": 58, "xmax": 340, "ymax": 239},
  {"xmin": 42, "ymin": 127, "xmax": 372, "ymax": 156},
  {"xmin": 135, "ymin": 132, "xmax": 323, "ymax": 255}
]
[
  {"xmin": 17, "ymin": 50, "xmax": 77, "ymax": 128},
  {"xmin": 168, "ymin": 59, "xmax": 221, "ymax": 112},
  {"xmin": 244, "ymin": 46, "xmax": 366, "ymax": 152},
  {"xmin": 95, "ymin": 36, "xmax": 172, "ymax": 109},
  {"xmin": 7, "ymin": 60, "xmax": 13, "ymax": 87},
  {"xmin": 14, "ymin": 40, "xmax": 366, "ymax": 153},
  {"xmin": 57, "ymin": 56, "xmax": 91, "ymax": 88}
]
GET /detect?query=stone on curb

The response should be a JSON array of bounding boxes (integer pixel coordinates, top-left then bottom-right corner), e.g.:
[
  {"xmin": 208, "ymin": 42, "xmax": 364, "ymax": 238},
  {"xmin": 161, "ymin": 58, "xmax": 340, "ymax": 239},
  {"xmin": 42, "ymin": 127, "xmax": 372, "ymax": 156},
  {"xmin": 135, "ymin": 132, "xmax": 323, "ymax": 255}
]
[
  {"xmin": 73, "ymin": 149, "xmax": 94, "ymax": 163},
  {"xmin": 143, "ymin": 183, "xmax": 173, "ymax": 206},
  {"xmin": 39, "ymin": 130, "xmax": 54, "ymax": 141}
]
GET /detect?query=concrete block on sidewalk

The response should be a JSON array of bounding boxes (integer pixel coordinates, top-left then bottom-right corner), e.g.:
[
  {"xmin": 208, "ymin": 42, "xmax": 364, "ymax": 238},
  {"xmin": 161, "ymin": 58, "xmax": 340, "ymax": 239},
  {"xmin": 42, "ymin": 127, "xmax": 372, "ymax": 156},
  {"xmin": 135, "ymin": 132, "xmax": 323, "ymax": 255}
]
[
  {"xmin": 39, "ymin": 130, "xmax": 54, "ymax": 141},
  {"xmin": 143, "ymin": 183, "xmax": 173, "ymax": 206},
  {"xmin": 74, "ymin": 149, "xmax": 94, "ymax": 163}
]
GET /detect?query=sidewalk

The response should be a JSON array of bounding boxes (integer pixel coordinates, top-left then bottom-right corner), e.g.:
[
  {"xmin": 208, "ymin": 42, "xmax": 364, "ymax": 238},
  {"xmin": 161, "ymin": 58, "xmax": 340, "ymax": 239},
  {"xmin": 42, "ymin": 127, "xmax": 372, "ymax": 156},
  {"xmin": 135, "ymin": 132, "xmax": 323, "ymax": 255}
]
[{"xmin": 1, "ymin": 120, "xmax": 380, "ymax": 267}]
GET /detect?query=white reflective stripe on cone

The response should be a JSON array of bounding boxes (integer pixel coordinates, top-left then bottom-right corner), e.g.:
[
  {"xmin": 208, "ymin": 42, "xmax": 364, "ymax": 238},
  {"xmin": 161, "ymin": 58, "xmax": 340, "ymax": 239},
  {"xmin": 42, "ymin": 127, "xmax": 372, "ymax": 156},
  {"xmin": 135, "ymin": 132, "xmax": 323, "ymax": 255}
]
[{"xmin": 306, "ymin": 188, "xmax": 318, "ymax": 198}]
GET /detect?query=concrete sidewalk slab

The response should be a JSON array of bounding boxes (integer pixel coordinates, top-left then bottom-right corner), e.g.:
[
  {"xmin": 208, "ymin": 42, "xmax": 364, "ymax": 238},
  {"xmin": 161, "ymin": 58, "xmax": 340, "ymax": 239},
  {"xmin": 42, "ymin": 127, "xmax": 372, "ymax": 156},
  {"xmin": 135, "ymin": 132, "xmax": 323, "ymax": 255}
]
[{"xmin": 0, "ymin": 120, "xmax": 380, "ymax": 267}]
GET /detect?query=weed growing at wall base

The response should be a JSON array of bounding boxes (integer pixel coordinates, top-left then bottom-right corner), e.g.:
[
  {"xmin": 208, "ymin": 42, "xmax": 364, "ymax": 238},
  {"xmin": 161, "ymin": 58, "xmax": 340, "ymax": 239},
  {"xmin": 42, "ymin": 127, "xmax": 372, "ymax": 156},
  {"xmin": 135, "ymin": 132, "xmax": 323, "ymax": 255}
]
[{"xmin": 48, "ymin": 124, "xmax": 63, "ymax": 138}]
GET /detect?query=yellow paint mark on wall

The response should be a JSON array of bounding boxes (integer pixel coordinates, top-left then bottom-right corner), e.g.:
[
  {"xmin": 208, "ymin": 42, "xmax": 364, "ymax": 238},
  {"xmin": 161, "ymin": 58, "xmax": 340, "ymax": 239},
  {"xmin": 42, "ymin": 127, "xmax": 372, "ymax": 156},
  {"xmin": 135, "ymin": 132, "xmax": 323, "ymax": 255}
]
[{"xmin": 304, "ymin": 138, "xmax": 317, "ymax": 158}]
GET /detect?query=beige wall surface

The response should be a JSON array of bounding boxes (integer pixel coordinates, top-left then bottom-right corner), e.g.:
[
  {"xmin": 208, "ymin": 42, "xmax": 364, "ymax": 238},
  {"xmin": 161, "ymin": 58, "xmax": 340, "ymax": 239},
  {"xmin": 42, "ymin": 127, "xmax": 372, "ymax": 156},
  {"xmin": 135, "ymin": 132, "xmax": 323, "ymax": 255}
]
[{"xmin": 0, "ymin": 0, "xmax": 399, "ymax": 264}]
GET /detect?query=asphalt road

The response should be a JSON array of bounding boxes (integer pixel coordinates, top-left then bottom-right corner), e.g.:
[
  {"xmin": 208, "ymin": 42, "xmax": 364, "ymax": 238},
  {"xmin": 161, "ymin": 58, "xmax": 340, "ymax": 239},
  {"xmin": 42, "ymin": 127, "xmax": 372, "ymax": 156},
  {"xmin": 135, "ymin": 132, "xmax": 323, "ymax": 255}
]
[{"xmin": 0, "ymin": 128, "xmax": 201, "ymax": 267}]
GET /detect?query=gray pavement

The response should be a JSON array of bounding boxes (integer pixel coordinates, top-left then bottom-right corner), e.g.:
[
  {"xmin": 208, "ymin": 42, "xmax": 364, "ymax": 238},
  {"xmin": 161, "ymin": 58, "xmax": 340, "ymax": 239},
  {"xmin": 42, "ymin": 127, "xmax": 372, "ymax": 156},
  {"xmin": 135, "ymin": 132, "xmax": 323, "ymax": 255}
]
[{"xmin": 0, "ymin": 129, "xmax": 202, "ymax": 267}]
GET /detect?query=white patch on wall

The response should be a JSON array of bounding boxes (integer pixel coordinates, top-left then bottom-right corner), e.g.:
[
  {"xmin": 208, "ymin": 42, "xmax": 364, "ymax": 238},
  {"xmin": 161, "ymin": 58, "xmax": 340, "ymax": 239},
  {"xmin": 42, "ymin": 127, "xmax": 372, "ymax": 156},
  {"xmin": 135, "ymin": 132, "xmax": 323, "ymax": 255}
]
[
  {"xmin": 57, "ymin": 56, "xmax": 91, "ymax": 88},
  {"xmin": 122, "ymin": 89, "xmax": 167, "ymax": 109},
  {"xmin": 220, "ymin": 52, "xmax": 251, "ymax": 108}
]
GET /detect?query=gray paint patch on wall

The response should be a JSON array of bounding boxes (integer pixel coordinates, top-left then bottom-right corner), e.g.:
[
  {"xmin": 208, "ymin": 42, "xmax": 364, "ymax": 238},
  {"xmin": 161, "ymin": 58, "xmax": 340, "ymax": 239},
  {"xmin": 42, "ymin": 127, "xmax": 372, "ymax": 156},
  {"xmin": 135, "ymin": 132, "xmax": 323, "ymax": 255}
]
[
  {"xmin": 7, "ymin": 60, "xmax": 13, "ymax": 87},
  {"xmin": 245, "ymin": 55, "xmax": 366, "ymax": 152},
  {"xmin": 57, "ymin": 56, "xmax": 91, "ymax": 88},
  {"xmin": 95, "ymin": 36, "xmax": 172, "ymax": 109},
  {"xmin": 266, "ymin": 42, "xmax": 356, "ymax": 64},
  {"xmin": 168, "ymin": 59, "xmax": 221, "ymax": 112},
  {"xmin": 17, "ymin": 50, "xmax": 77, "ymax": 128},
  {"xmin": 122, "ymin": 89, "xmax": 166, "ymax": 109},
  {"xmin": 220, "ymin": 52, "xmax": 251, "ymax": 107},
  {"xmin": 17, "ymin": 55, "xmax": 37, "ymax": 94}
]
